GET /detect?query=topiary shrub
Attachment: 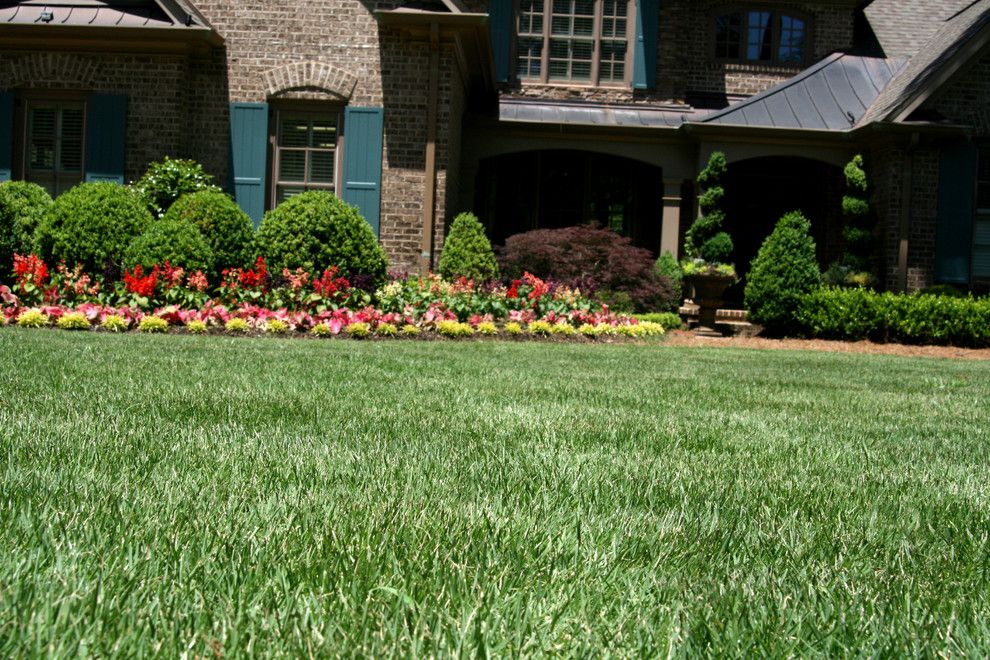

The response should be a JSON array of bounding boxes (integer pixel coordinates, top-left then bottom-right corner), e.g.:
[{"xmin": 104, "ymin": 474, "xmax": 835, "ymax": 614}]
[
  {"xmin": 163, "ymin": 190, "xmax": 256, "ymax": 276},
  {"xmin": 124, "ymin": 219, "xmax": 214, "ymax": 273},
  {"xmin": 824, "ymin": 154, "xmax": 877, "ymax": 287},
  {"xmin": 257, "ymin": 191, "xmax": 388, "ymax": 286},
  {"xmin": 438, "ymin": 212, "xmax": 499, "ymax": 282},
  {"xmin": 745, "ymin": 211, "xmax": 822, "ymax": 335},
  {"xmin": 132, "ymin": 156, "xmax": 222, "ymax": 218},
  {"xmin": 684, "ymin": 151, "xmax": 735, "ymax": 272},
  {"xmin": 0, "ymin": 181, "xmax": 52, "ymax": 281},
  {"xmin": 35, "ymin": 182, "xmax": 152, "ymax": 274},
  {"xmin": 499, "ymin": 224, "xmax": 678, "ymax": 312}
]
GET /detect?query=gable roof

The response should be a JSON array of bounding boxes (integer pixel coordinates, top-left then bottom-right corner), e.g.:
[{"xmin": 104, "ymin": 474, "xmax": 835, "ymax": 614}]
[
  {"xmin": 863, "ymin": 0, "xmax": 975, "ymax": 58},
  {"xmin": 696, "ymin": 53, "xmax": 906, "ymax": 130},
  {"xmin": 860, "ymin": 0, "xmax": 990, "ymax": 124}
]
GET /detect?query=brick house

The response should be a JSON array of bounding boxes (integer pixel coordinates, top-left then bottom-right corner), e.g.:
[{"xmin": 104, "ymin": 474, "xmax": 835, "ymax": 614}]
[{"xmin": 0, "ymin": 0, "xmax": 987, "ymax": 292}]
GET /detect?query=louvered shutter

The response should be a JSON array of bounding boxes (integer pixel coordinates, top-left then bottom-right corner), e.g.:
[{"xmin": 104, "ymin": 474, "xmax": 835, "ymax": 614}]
[
  {"xmin": 342, "ymin": 106, "xmax": 384, "ymax": 236},
  {"xmin": 229, "ymin": 102, "xmax": 269, "ymax": 226},
  {"xmin": 84, "ymin": 94, "xmax": 128, "ymax": 184},
  {"xmin": 935, "ymin": 141, "xmax": 977, "ymax": 284}
]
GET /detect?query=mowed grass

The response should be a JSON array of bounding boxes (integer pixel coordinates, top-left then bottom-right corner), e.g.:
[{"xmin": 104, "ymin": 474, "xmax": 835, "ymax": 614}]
[{"xmin": 1, "ymin": 330, "xmax": 989, "ymax": 656}]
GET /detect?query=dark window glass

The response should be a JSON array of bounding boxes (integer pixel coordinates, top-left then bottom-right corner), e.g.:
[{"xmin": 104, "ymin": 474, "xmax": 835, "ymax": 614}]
[{"xmin": 715, "ymin": 10, "xmax": 807, "ymax": 66}]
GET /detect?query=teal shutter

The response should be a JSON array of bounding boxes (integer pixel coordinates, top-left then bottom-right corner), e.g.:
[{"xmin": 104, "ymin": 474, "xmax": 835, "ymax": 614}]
[
  {"xmin": 0, "ymin": 91, "xmax": 12, "ymax": 182},
  {"xmin": 633, "ymin": 0, "xmax": 658, "ymax": 90},
  {"xmin": 342, "ymin": 106, "xmax": 384, "ymax": 236},
  {"xmin": 489, "ymin": 0, "xmax": 513, "ymax": 83},
  {"xmin": 229, "ymin": 102, "xmax": 269, "ymax": 226},
  {"xmin": 935, "ymin": 141, "xmax": 977, "ymax": 284},
  {"xmin": 85, "ymin": 94, "xmax": 127, "ymax": 183}
]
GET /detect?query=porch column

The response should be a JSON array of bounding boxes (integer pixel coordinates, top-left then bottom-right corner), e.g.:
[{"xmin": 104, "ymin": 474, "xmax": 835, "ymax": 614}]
[{"xmin": 660, "ymin": 179, "xmax": 682, "ymax": 258}]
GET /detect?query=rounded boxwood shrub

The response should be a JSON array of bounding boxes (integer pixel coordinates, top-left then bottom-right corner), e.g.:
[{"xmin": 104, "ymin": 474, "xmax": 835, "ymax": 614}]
[
  {"xmin": 132, "ymin": 156, "xmax": 222, "ymax": 218},
  {"xmin": 124, "ymin": 219, "xmax": 214, "ymax": 273},
  {"xmin": 257, "ymin": 191, "xmax": 388, "ymax": 285},
  {"xmin": 438, "ymin": 212, "xmax": 499, "ymax": 282},
  {"xmin": 745, "ymin": 211, "xmax": 822, "ymax": 335},
  {"xmin": 163, "ymin": 190, "xmax": 256, "ymax": 275},
  {"xmin": 35, "ymin": 182, "xmax": 152, "ymax": 273},
  {"xmin": 0, "ymin": 181, "xmax": 52, "ymax": 280}
]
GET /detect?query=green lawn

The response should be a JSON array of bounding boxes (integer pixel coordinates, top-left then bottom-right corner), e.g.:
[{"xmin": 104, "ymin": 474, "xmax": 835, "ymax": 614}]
[{"xmin": 1, "ymin": 330, "xmax": 989, "ymax": 656}]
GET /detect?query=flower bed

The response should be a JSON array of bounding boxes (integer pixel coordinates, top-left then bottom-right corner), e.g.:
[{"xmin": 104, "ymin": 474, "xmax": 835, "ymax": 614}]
[{"xmin": 0, "ymin": 254, "xmax": 668, "ymax": 341}]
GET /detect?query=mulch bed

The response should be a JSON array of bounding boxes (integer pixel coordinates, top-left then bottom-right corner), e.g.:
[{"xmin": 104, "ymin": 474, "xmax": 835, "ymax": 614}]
[{"xmin": 663, "ymin": 330, "xmax": 990, "ymax": 361}]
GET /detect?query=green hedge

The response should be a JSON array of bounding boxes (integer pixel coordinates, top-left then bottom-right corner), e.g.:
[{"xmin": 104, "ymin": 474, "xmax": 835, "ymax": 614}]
[
  {"xmin": 35, "ymin": 182, "xmax": 152, "ymax": 273},
  {"xmin": 257, "ymin": 191, "xmax": 387, "ymax": 286},
  {"xmin": 164, "ymin": 190, "xmax": 256, "ymax": 277},
  {"xmin": 124, "ymin": 219, "xmax": 214, "ymax": 273},
  {"xmin": 0, "ymin": 181, "xmax": 53, "ymax": 280},
  {"xmin": 796, "ymin": 288, "xmax": 990, "ymax": 347}
]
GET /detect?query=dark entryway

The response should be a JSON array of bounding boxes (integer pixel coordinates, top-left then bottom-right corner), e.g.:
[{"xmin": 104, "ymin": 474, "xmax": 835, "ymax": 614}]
[
  {"xmin": 474, "ymin": 150, "xmax": 663, "ymax": 252},
  {"xmin": 723, "ymin": 156, "xmax": 845, "ymax": 274}
]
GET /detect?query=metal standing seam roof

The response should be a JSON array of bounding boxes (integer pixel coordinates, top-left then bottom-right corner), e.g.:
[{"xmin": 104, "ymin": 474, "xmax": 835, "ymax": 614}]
[
  {"xmin": 499, "ymin": 99, "xmax": 705, "ymax": 128},
  {"xmin": 0, "ymin": 0, "xmax": 203, "ymax": 29},
  {"xmin": 696, "ymin": 53, "xmax": 907, "ymax": 131}
]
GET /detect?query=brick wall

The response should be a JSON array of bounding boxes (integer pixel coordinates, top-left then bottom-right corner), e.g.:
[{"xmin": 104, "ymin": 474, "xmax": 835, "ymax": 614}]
[
  {"xmin": 500, "ymin": 0, "xmax": 855, "ymax": 104},
  {"xmin": 923, "ymin": 49, "xmax": 990, "ymax": 137},
  {"xmin": 872, "ymin": 145, "xmax": 939, "ymax": 292},
  {"xmin": 0, "ymin": 51, "xmax": 194, "ymax": 183}
]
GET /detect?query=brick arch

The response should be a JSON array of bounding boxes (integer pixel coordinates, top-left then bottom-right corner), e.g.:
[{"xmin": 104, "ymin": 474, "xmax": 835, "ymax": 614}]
[
  {"xmin": 5, "ymin": 52, "xmax": 102, "ymax": 88},
  {"xmin": 263, "ymin": 61, "xmax": 358, "ymax": 100}
]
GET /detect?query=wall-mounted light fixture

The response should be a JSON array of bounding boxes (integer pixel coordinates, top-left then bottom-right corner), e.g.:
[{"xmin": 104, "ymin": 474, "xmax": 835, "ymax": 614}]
[{"xmin": 40, "ymin": 10, "xmax": 54, "ymax": 23}]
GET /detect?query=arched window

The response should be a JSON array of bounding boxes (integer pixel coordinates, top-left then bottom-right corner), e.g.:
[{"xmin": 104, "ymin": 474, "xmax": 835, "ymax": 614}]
[{"xmin": 714, "ymin": 9, "xmax": 808, "ymax": 66}]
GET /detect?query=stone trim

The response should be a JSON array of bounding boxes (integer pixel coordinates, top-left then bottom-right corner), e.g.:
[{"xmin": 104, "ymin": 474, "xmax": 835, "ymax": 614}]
[
  {"xmin": 4, "ymin": 53, "xmax": 102, "ymax": 89},
  {"xmin": 263, "ymin": 61, "xmax": 358, "ymax": 100}
]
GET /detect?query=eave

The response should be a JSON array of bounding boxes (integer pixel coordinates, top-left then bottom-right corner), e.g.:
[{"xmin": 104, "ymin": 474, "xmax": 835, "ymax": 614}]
[{"xmin": 0, "ymin": 23, "xmax": 224, "ymax": 56}]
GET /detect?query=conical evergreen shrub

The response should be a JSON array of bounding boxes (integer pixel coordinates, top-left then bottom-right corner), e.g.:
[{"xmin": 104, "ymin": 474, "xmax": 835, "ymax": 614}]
[
  {"xmin": 438, "ymin": 212, "xmax": 499, "ymax": 282},
  {"xmin": 745, "ymin": 211, "xmax": 821, "ymax": 335}
]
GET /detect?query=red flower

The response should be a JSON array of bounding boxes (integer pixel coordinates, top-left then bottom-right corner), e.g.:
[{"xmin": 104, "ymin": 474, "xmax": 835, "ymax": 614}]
[
  {"xmin": 506, "ymin": 279, "xmax": 521, "ymax": 299},
  {"xmin": 123, "ymin": 265, "xmax": 157, "ymax": 298},
  {"xmin": 238, "ymin": 256, "xmax": 268, "ymax": 290},
  {"xmin": 12, "ymin": 253, "xmax": 48, "ymax": 291},
  {"xmin": 313, "ymin": 267, "xmax": 350, "ymax": 298}
]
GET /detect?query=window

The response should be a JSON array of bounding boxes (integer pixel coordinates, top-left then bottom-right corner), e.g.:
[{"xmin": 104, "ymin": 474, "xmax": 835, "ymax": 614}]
[
  {"xmin": 974, "ymin": 146, "xmax": 990, "ymax": 279},
  {"xmin": 270, "ymin": 108, "xmax": 340, "ymax": 205},
  {"xmin": 516, "ymin": 0, "xmax": 634, "ymax": 85},
  {"xmin": 24, "ymin": 100, "xmax": 84, "ymax": 197},
  {"xmin": 715, "ymin": 9, "xmax": 808, "ymax": 66}
]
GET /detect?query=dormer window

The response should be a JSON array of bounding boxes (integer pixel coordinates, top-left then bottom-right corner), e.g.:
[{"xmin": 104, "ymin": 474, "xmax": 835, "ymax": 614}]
[
  {"xmin": 516, "ymin": 0, "xmax": 634, "ymax": 86},
  {"xmin": 715, "ymin": 9, "xmax": 808, "ymax": 66}
]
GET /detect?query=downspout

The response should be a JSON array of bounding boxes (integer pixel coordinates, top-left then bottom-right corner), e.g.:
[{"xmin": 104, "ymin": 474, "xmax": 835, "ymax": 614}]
[
  {"xmin": 896, "ymin": 133, "xmax": 920, "ymax": 292},
  {"xmin": 420, "ymin": 22, "xmax": 440, "ymax": 274}
]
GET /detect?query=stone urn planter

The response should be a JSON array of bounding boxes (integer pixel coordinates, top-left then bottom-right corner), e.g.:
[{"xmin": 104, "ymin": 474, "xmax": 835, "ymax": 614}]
[{"xmin": 683, "ymin": 272, "xmax": 736, "ymax": 334}]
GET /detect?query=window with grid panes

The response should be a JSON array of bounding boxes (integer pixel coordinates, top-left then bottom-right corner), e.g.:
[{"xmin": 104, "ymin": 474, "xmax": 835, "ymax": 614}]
[
  {"xmin": 515, "ymin": 0, "xmax": 633, "ymax": 85},
  {"xmin": 25, "ymin": 101, "xmax": 84, "ymax": 197},
  {"xmin": 974, "ymin": 146, "xmax": 990, "ymax": 278},
  {"xmin": 271, "ymin": 110, "xmax": 339, "ymax": 205},
  {"xmin": 714, "ymin": 9, "xmax": 808, "ymax": 66}
]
